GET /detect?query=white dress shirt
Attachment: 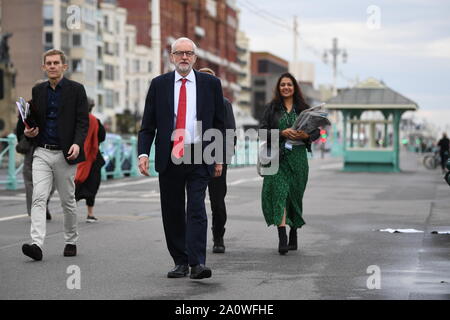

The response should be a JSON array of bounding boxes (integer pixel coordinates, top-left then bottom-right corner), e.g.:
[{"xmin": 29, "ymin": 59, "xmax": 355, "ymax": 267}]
[
  {"xmin": 174, "ymin": 70, "xmax": 200, "ymax": 144},
  {"xmin": 139, "ymin": 69, "xmax": 200, "ymax": 159}
]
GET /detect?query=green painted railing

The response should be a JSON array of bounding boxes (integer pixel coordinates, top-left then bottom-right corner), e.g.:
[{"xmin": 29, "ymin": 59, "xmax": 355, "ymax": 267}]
[
  {"xmin": 1, "ymin": 134, "xmax": 259, "ymax": 190},
  {"xmin": 0, "ymin": 133, "xmax": 21, "ymax": 190}
]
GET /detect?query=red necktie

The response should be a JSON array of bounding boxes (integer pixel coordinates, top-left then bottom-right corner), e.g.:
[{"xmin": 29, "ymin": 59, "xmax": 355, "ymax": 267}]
[{"xmin": 172, "ymin": 78, "xmax": 187, "ymax": 159}]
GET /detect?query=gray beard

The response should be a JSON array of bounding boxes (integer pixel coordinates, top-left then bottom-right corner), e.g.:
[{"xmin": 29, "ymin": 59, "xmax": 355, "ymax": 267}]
[{"xmin": 176, "ymin": 64, "xmax": 192, "ymax": 75}]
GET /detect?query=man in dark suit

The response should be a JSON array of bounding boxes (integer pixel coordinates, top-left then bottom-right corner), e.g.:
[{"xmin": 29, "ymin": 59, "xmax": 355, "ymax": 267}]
[
  {"xmin": 138, "ymin": 37, "xmax": 225, "ymax": 279},
  {"xmin": 198, "ymin": 68, "xmax": 236, "ymax": 254},
  {"xmin": 21, "ymin": 49, "xmax": 89, "ymax": 261}
]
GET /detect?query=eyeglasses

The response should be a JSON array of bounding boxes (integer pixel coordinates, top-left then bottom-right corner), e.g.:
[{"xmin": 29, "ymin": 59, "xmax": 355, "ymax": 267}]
[{"xmin": 172, "ymin": 51, "xmax": 195, "ymax": 57}]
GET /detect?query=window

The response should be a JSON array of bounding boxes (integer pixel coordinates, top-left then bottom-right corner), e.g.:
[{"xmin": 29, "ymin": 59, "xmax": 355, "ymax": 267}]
[
  {"xmin": 43, "ymin": 5, "xmax": 54, "ymax": 26},
  {"xmin": 44, "ymin": 32, "xmax": 53, "ymax": 45},
  {"xmin": 115, "ymin": 66, "xmax": 120, "ymax": 81},
  {"xmin": 72, "ymin": 60, "xmax": 82, "ymax": 73},
  {"xmin": 115, "ymin": 20, "xmax": 120, "ymax": 34},
  {"xmin": 258, "ymin": 60, "xmax": 268, "ymax": 73},
  {"xmin": 254, "ymin": 79, "xmax": 266, "ymax": 86},
  {"xmin": 105, "ymin": 64, "xmax": 114, "ymax": 80},
  {"xmin": 134, "ymin": 59, "xmax": 140, "ymax": 73},
  {"xmin": 72, "ymin": 34, "xmax": 81, "ymax": 46},
  {"xmin": 105, "ymin": 90, "xmax": 114, "ymax": 109},
  {"xmin": 103, "ymin": 16, "xmax": 109, "ymax": 31}
]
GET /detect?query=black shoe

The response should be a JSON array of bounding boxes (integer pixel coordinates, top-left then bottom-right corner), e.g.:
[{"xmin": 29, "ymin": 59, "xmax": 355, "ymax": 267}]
[
  {"xmin": 86, "ymin": 216, "xmax": 98, "ymax": 223},
  {"xmin": 22, "ymin": 244, "xmax": 43, "ymax": 261},
  {"xmin": 212, "ymin": 228, "xmax": 225, "ymax": 253},
  {"xmin": 277, "ymin": 226, "xmax": 288, "ymax": 255},
  {"xmin": 190, "ymin": 264, "xmax": 212, "ymax": 279},
  {"xmin": 213, "ymin": 241, "xmax": 225, "ymax": 253},
  {"xmin": 288, "ymin": 228, "xmax": 298, "ymax": 251},
  {"xmin": 167, "ymin": 265, "xmax": 189, "ymax": 278},
  {"xmin": 46, "ymin": 210, "xmax": 52, "ymax": 221},
  {"xmin": 63, "ymin": 244, "xmax": 77, "ymax": 257}
]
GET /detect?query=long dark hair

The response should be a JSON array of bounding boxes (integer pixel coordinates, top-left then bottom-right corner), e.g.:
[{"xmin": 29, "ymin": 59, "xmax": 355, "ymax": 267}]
[{"xmin": 271, "ymin": 72, "xmax": 309, "ymax": 112}]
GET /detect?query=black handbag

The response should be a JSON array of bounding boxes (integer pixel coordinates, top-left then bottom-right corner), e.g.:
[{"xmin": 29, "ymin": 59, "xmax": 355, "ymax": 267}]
[{"xmin": 16, "ymin": 136, "xmax": 32, "ymax": 154}]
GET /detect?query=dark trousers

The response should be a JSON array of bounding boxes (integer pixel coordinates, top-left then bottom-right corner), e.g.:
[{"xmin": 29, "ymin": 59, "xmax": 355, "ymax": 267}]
[
  {"xmin": 208, "ymin": 164, "xmax": 227, "ymax": 238},
  {"xmin": 158, "ymin": 160, "xmax": 211, "ymax": 266},
  {"xmin": 440, "ymin": 151, "xmax": 449, "ymax": 170}
]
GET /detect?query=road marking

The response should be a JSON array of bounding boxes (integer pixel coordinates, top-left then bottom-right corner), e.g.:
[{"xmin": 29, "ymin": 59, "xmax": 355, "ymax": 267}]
[
  {"xmin": 228, "ymin": 177, "xmax": 262, "ymax": 186},
  {"xmin": 0, "ymin": 214, "xmax": 28, "ymax": 222}
]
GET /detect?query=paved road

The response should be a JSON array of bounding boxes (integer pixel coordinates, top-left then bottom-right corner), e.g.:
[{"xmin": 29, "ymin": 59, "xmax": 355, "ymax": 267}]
[{"xmin": 0, "ymin": 152, "xmax": 449, "ymax": 300}]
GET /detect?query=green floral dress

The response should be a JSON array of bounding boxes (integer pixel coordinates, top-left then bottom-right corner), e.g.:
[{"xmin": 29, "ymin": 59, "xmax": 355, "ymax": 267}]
[{"xmin": 261, "ymin": 109, "xmax": 309, "ymax": 228}]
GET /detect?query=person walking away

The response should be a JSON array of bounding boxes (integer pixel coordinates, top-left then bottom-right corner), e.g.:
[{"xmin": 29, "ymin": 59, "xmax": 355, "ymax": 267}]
[
  {"xmin": 75, "ymin": 98, "xmax": 106, "ymax": 223},
  {"xmin": 437, "ymin": 133, "xmax": 450, "ymax": 174}
]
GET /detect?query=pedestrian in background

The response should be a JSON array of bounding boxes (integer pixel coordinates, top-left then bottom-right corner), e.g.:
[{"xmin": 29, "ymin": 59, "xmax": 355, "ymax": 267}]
[
  {"xmin": 199, "ymin": 67, "xmax": 236, "ymax": 254},
  {"xmin": 75, "ymin": 98, "xmax": 105, "ymax": 223},
  {"xmin": 15, "ymin": 97, "xmax": 54, "ymax": 221},
  {"xmin": 260, "ymin": 73, "xmax": 320, "ymax": 255},
  {"xmin": 21, "ymin": 49, "xmax": 89, "ymax": 261},
  {"xmin": 437, "ymin": 133, "xmax": 449, "ymax": 174}
]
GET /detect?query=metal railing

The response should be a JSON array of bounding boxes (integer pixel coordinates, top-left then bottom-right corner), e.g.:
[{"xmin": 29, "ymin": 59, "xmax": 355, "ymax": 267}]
[
  {"xmin": 0, "ymin": 134, "xmax": 21, "ymax": 190},
  {"xmin": 1, "ymin": 134, "xmax": 258, "ymax": 190}
]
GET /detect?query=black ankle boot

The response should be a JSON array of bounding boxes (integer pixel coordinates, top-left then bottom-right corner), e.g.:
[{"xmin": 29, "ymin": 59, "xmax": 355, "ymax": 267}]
[
  {"xmin": 277, "ymin": 226, "xmax": 288, "ymax": 255},
  {"xmin": 212, "ymin": 228, "xmax": 225, "ymax": 253},
  {"xmin": 288, "ymin": 228, "xmax": 297, "ymax": 250}
]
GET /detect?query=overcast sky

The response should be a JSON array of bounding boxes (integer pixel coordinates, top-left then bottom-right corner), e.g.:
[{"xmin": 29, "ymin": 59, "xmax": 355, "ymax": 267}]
[{"xmin": 237, "ymin": 0, "xmax": 450, "ymax": 132}]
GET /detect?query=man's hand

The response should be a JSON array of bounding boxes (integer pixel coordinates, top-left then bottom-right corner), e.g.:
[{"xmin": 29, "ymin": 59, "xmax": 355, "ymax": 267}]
[
  {"xmin": 67, "ymin": 144, "xmax": 80, "ymax": 160},
  {"xmin": 24, "ymin": 127, "xmax": 39, "ymax": 138},
  {"xmin": 139, "ymin": 156, "xmax": 150, "ymax": 176},
  {"xmin": 213, "ymin": 164, "xmax": 223, "ymax": 177}
]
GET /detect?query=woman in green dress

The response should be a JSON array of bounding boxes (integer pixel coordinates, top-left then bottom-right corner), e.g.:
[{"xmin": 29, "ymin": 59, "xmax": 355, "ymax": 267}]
[{"xmin": 260, "ymin": 73, "xmax": 320, "ymax": 255}]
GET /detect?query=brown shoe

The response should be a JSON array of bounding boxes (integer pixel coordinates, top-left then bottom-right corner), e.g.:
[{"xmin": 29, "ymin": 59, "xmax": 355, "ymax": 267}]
[{"xmin": 63, "ymin": 244, "xmax": 77, "ymax": 257}]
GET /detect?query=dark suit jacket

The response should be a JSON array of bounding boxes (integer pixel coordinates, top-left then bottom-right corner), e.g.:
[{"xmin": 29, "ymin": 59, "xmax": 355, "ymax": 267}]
[
  {"xmin": 30, "ymin": 77, "xmax": 89, "ymax": 165},
  {"xmin": 138, "ymin": 70, "xmax": 225, "ymax": 176}
]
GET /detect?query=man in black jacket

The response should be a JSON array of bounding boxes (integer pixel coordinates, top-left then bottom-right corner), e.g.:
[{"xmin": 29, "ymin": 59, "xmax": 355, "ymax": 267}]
[
  {"xmin": 199, "ymin": 68, "xmax": 236, "ymax": 254},
  {"xmin": 21, "ymin": 49, "xmax": 89, "ymax": 261}
]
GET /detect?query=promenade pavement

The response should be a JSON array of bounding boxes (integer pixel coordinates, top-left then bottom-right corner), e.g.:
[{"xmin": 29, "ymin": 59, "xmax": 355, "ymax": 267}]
[{"xmin": 0, "ymin": 151, "xmax": 449, "ymax": 300}]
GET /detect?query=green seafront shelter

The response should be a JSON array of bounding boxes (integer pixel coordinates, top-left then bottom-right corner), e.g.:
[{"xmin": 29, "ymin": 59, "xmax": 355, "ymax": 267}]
[{"xmin": 326, "ymin": 78, "xmax": 418, "ymax": 172}]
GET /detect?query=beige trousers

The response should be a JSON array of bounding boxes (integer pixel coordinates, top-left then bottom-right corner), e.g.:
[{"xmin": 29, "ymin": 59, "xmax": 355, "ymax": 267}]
[{"xmin": 30, "ymin": 147, "xmax": 78, "ymax": 248}]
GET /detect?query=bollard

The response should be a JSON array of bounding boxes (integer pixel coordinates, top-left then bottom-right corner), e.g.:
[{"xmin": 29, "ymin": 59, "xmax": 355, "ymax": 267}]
[{"xmin": 7, "ymin": 133, "xmax": 17, "ymax": 190}]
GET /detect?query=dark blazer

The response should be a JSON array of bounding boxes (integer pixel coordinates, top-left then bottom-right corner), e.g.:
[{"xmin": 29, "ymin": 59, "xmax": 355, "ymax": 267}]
[
  {"xmin": 260, "ymin": 102, "xmax": 320, "ymax": 153},
  {"xmin": 30, "ymin": 77, "xmax": 89, "ymax": 165},
  {"xmin": 138, "ymin": 70, "xmax": 225, "ymax": 175}
]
